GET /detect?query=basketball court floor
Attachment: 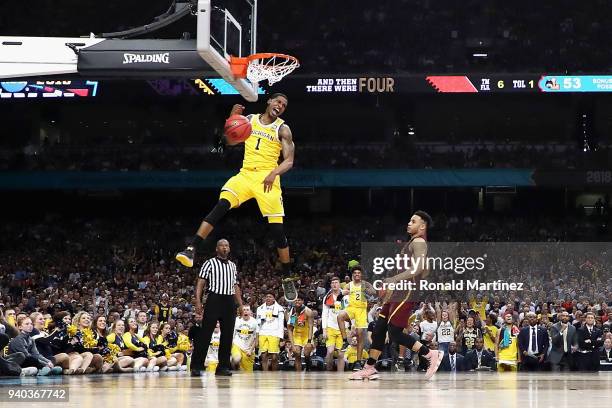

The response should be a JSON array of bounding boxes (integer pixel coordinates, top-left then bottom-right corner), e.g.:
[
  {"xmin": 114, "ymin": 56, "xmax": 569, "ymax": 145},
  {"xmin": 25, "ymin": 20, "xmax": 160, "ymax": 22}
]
[{"xmin": 1, "ymin": 372, "xmax": 610, "ymax": 407}]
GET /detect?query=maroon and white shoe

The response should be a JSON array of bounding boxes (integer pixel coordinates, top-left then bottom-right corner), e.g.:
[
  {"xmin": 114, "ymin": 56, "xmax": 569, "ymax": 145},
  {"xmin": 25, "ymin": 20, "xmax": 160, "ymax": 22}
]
[
  {"xmin": 423, "ymin": 350, "xmax": 444, "ymax": 380},
  {"xmin": 349, "ymin": 364, "xmax": 379, "ymax": 380}
]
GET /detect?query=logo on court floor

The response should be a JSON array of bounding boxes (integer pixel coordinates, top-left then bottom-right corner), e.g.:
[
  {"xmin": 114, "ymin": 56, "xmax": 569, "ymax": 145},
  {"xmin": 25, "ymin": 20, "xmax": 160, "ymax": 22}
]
[{"xmin": 122, "ymin": 53, "xmax": 170, "ymax": 64}]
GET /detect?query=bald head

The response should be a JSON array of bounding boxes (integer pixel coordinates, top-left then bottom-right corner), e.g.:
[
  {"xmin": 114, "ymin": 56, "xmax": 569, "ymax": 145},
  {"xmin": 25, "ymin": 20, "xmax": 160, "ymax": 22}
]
[{"xmin": 216, "ymin": 239, "xmax": 230, "ymax": 259}]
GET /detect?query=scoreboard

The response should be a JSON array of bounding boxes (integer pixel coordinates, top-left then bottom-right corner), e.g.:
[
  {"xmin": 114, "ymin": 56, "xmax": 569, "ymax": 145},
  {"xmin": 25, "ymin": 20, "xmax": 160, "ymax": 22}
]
[
  {"xmin": 3, "ymin": 74, "xmax": 612, "ymax": 100},
  {"xmin": 298, "ymin": 74, "xmax": 612, "ymax": 94}
]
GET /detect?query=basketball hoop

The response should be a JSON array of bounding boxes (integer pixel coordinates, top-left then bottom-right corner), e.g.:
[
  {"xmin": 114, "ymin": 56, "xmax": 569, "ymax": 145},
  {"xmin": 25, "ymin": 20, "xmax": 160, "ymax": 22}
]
[{"xmin": 230, "ymin": 53, "xmax": 299, "ymax": 86}]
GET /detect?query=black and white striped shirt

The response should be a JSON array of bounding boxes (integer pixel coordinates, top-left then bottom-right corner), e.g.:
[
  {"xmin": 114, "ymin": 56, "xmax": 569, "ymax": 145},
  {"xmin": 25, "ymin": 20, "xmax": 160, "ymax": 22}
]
[{"xmin": 199, "ymin": 257, "xmax": 238, "ymax": 295}]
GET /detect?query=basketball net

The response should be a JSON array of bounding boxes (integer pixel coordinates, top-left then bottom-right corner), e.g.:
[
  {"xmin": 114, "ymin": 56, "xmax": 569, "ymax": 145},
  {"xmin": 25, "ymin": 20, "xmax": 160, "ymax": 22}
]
[{"xmin": 230, "ymin": 53, "xmax": 299, "ymax": 86}]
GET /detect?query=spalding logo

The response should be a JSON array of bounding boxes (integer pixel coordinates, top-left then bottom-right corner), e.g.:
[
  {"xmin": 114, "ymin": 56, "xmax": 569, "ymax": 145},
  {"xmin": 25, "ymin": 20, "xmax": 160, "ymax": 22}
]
[{"xmin": 123, "ymin": 53, "xmax": 170, "ymax": 64}]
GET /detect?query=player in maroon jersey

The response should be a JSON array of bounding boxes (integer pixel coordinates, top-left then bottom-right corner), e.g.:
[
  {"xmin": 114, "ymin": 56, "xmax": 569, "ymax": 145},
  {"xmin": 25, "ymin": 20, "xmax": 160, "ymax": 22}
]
[{"xmin": 350, "ymin": 210, "xmax": 444, "ymax": 380}]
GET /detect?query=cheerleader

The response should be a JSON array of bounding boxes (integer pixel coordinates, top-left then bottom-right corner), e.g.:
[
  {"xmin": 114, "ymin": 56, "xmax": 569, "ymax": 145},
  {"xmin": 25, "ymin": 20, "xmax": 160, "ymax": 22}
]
[
  {"xmin": 142, "ymin": 321, "xmax": 169, "ymax": 371},
  {"xmin": 158, "ymin": 323, "xmax": 186, "ymax": 369},
  {"xmin": 59, "ymin": 311, "xmax": 96, "ymax": 374},
  {"xmin": 29, "ymin": 312, "xmax": 70, "ymax": 372},
  {"xmin": 122, "ymin": 317, "xmax": 156, "ymax": 372},
  {"xmin": 47, "ymin": 312, "xmax": 92, "ymax": 374},
  {"xmin": 175, "ymin": 322, "xmax": 192, "ymax": 370},
  {"xmin": 91, "ymin": 315, "xmax": 118, "ymax": 373},
  {"xmin": 105, "ymin": 319, "xmax": 135, "ymax": 373},
  {"xmin": 72, "ymin": 312, "xmax": 104, "ymax": 373}
]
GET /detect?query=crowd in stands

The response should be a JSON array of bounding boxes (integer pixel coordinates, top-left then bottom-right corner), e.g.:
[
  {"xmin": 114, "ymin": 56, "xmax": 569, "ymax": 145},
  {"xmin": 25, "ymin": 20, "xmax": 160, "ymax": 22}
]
[
  {"xmin": 3, "ymin": 142, "xmax": 611, "ymax": 171},
  {"xmin": 0, "ymin": 213, "xmax": 611, "ymax": 375},
  {"xmin": 261, "ymin": 0, "xmax": 612, "ymax": 74},
  {"xmin": 2, "ymin": 0, "xmax": 612, "ymax": 74}
]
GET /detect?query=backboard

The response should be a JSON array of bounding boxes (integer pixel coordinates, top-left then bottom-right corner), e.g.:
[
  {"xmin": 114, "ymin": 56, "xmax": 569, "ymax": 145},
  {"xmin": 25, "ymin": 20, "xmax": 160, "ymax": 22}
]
[
  {"xmin": 0, "ymin": 1, "xmax": 262, "ymax": 101},
  {"xmin": 196, "ymin": 0, "xmax": 259, "ymax": 100}
]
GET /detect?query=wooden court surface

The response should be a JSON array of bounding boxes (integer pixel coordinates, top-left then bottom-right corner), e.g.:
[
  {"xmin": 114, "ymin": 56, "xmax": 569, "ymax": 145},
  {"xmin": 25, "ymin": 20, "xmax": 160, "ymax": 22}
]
[{"xmin": 0, "ymin": 371, "xmax": 610, "ymax": 407}]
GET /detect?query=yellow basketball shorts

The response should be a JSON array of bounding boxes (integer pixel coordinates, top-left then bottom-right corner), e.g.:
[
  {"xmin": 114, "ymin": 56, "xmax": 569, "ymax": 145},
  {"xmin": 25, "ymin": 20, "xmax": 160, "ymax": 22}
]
[
  {"xmin": 220, "ymin": 169, "xmax": 284, "ymax": 218},
  {"xmin": 325, "ymin": 328, "xmax": 343, "ymax": 350},
  {"xmin": 231, "ymin": 345, "xmax": 254, "ymax": 371},
  {"xmin": 345, "ymin": 306, "xmax": 368, "ymax": 329},
  {"xmin": 259, "ymin": 335, "xmax": 281, "ymax": 354},
  {"xmin": 292, "ymin": 330, "xmax": 309, "ymax": 348}
]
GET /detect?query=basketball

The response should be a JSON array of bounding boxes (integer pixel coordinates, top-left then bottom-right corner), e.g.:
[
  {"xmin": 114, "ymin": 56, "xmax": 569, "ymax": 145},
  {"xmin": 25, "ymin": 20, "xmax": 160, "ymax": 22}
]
[{"xmin": 224, "ymin": 115, "xmax": 252, "ymax": 143}]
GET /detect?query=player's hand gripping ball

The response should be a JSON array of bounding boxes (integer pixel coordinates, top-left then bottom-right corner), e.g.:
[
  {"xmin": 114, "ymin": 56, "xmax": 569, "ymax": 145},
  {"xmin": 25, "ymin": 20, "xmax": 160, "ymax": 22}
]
[{"xmin": 224, "ymin": 114, "xmax": 252, "ymax": 144}]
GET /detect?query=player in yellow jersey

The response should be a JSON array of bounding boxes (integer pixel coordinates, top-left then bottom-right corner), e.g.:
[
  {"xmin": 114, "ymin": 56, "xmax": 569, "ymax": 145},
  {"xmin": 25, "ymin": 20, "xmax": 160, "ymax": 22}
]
[
  {"xmin": 322, "ymin": 276, "xmax": 346, "ymax": 371},
  {"xmin": 345, "ymin": 336, "xmax": 369, "ymax": 367},
  {"xmin": 337, "ymin": 266, "xmax": 376, "ymax": 370},
  {"xmin": 176, "ymin": 93, "xmax": 296, "ymax": 298},
  {"xmin": 231, "ymin": 305, "xmax": 259, "ymax": 372},
  {"xmin": 287, "ymin": 295, "xmax": 314, "ymax": 372},
  {"xmin": 495, "ymin": 312, "xmax": 520, "ymax": 371}
]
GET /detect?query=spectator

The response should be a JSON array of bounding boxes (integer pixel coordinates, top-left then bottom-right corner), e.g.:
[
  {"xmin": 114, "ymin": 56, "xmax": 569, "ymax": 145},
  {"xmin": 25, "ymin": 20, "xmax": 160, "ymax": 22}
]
[
  {"xmin": 8, "ymin": 316, "xmax": 62, "ymax": 376},
  {"xmin": 482, "ymin": 313, "xmax": 499, "ymax": 354},
  {"xmin": 154, "ymin": 294, "xmax": 172, "ymax": 323},
  {"xmin": 436, "ymin": 302, "xmax": 455, "ymax": 353},
  {"xmin": 123, "ymin": 301, "xmax": 139, "ymax": 321},
  {"xmin": 439, "ymin": 341, "xmax": 466, "ymax": 372},
  {"xmin": 29, "ymin": 312, "xmax": 71, "ymax": 374},
  {"xmin": 136, "ymin": 311, "xmax": 149, "ymax": 337},
  {"xmin": 465, "ymin": 337, "xmax": 495, "ymax": 370},
  {"xmin": 419, "ymin": 307, "xmax": 438, "ymax": 344},
  {"xmin": 576, "ymin": 312, "xmax": 603, "ymax": 371},
  {"xmin": 518, "ymin": 312, "xmax": 549, "ymax": 371},
  {"xmin": 496, "ymin": 313, "xmax": 520, "ymax": 372},
  {"xmin": 457, "ymin": 316, "xmax": 481, "ymax": 355},
  {"xmin": 549, "ymin": 311, "xmax": 578, "ymax": 371},
  {"xmin": 600, "ymin": 338, "xmax": 612, "ymax": 363}
]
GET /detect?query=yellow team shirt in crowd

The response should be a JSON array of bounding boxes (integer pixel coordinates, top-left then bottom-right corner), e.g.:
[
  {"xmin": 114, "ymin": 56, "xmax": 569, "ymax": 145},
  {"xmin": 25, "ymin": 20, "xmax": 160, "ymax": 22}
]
[
  {"xmin": 483, "ymin": 324, "xmax": 499, "ymax": 352},
  {"xmin": 498, "ymin": 327, "xmax": 519, "ymax": 364},
  {"xmin": 469, "ymin": 296, "xmax": 488, "ymax": 320}
]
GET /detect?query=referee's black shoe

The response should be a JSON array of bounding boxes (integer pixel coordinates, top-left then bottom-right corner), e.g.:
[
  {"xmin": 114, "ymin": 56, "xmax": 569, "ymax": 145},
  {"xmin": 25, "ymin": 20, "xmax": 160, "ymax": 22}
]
[
  {"xmin": 190, "ymin": 369, "xmax": 202, "ymax": 377},
  {"xmin": 215, "ymin": 368, "xmax": 233, "ymax": 376},
  {"xmin": 176, "ymin": 247, "xmax": 195, "ymax": 268}
]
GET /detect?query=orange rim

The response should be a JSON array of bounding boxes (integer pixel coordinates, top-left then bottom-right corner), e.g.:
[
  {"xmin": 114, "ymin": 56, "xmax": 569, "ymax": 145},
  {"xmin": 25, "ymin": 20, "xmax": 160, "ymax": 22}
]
[{"xmin": 230, "ymin": 53, "xmax": 299, "ymax": 78}]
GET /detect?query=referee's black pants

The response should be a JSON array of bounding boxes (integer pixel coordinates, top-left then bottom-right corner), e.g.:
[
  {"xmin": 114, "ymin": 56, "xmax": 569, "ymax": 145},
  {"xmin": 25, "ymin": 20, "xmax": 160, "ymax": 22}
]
[{"xmin": 191, "ymin": 293, "xmax": 236, "ymax": 372}]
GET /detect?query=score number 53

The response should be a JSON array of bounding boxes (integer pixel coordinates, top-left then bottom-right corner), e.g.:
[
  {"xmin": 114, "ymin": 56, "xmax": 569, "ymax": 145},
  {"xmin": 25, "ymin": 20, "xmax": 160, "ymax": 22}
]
[{"xmin": 562, "ymin": 77, "xmax": 582, "ymax": 89}]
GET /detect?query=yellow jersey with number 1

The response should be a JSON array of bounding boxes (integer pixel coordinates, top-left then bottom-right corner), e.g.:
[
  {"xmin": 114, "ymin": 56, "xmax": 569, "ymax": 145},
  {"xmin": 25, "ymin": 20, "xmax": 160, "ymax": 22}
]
[{"xmin": 242, "ymin": 115, "xmax": 284, "ymax": 171}]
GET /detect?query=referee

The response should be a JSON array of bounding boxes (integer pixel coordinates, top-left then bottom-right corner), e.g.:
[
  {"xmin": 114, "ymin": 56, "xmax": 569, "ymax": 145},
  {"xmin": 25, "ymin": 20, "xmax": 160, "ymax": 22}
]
[{"xmin": 191, "ymin": 239, "xmax": 243, "ymax": 376}]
